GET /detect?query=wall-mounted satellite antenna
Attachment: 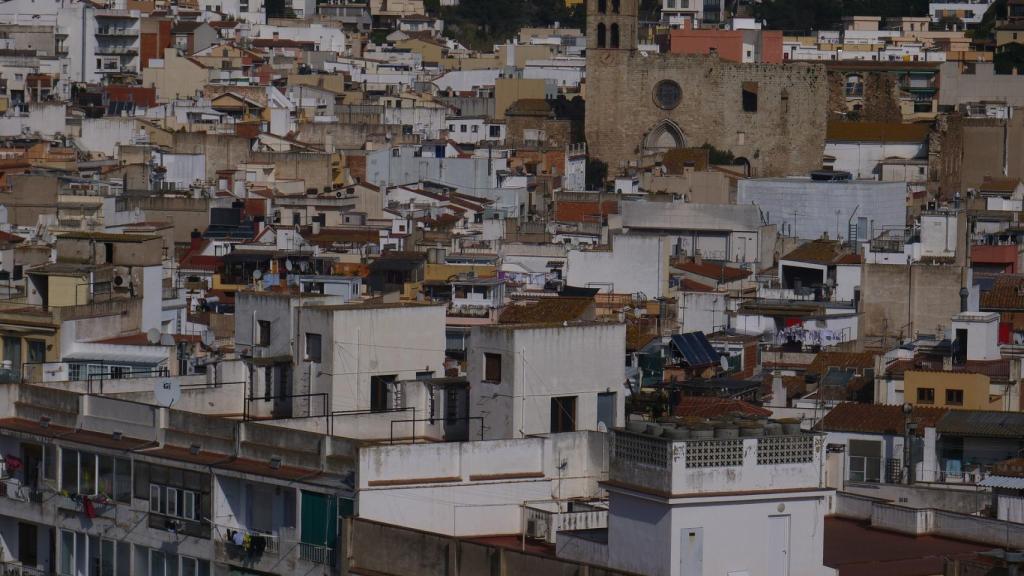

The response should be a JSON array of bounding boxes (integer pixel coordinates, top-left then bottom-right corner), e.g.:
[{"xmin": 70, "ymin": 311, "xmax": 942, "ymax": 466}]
[
  {"xmin": 154, "ymin": 379, "xmax": 181, "ymax": 408},
  {"xmin": 285, "ymin": 259, "xmax": 293, "ymax": 272},
  {"xmin": 720, "ymin": 355, "xmax": 730, "ymax": 372},
  {"xmin": 147, "ymin": 328, "xmax": 161, "ymax": 345}
]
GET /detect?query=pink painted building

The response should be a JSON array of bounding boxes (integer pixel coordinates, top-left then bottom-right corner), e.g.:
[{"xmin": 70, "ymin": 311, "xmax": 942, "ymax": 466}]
[{"xmin": 668, "ymin": 21, "xmax": 784, "ymax": 64}]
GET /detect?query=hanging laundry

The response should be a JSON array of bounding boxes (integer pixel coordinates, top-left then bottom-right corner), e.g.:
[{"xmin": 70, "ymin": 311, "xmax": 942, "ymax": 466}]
[
  {"xmin": 82, "ymin": 495, "xmax": 96, "ymax": 519},
  {"xmin": 4, "ymin": 454, "xmax": 23, "ymax": 471}
]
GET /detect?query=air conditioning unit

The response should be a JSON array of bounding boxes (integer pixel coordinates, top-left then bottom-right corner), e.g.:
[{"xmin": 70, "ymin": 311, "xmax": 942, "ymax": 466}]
[
  {"xmin": 526, "ymin": 518, "xmax": 548, "ymax": 541},
  {"xmin": 112, "ymin": 266, "xmax": 131, "ymax": 290}
]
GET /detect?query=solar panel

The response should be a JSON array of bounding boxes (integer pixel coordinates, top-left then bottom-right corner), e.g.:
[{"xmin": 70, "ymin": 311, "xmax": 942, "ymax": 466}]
[{"xmin": 670, "ymin": 332, "xmax": 720, "ymax": 367}]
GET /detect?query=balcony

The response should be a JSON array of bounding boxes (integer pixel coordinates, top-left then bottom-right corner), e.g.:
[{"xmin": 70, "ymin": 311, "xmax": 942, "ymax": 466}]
[
  {"xmin": 96, "ymin": 27, "xmax": 136, "ymax": 36},
  {"xmin": 213, "ymin": 525, "xmax": 335, "ymax": 571},
  {"xmin": 0, "ymin": 562, "xmax": 46, "ymax": 576},
  {"xmin": 95, "ymin": 45, "xmax": 138, "ymax": 55},
  {"xmin": 524, "ymin": 500, "xmax": 608, "ymax": 544}
]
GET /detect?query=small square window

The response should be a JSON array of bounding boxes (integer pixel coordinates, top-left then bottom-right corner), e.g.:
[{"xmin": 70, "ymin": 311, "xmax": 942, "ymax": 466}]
[
  {"xmin": 917, "ymin": 387, "xmax": 935, "ymax": 404},
  {"xmin": 945, "ymin": 389, "xmax": 964, "ymax": 406}
]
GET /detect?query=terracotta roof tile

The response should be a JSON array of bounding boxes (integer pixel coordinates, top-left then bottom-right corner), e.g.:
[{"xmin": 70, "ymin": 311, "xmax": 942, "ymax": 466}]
[
  {"xmin": 816, "ymin": 402, "xmax": 948, "ymax": 436},
  {"xmin": 980, "ymin": 275, "xmax": 1024, "ymax": 310},
  {"xmin": 672, "ymin": 260, "xmax": 750, "ymax": 282},
  {"xmin": 673, "ymin": 396, "xmax": 772, "ymax": 418},
  {"xmin": 782, "ymin": 239, "xmax": 861, "ymax": 265},
  {"xmin": 499, "ymin": 297, "xmax": 593, "ymax": 324},
  {"xmin": 553, "ymin": 200, "xmax": 619, "ymax": 223},
  {"xmin": 807, "ymin": 351, "xmax": 876, "ymax": 376}
]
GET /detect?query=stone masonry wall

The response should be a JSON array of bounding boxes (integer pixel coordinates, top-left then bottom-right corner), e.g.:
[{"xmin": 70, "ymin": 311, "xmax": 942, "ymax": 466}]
[{"xmin": 585, "ymin": 50, "xmax": 829, "ymax": 177}]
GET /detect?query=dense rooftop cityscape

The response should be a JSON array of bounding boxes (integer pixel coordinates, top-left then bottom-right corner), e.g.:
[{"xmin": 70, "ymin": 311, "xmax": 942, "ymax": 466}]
[{"xmin": 0, "ymin": 0, "xmax": 1023, "ymax": 574}]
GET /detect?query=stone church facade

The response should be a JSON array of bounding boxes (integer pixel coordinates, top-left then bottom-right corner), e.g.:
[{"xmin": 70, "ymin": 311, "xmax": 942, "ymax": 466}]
[{"xmin": 584, "ymin": 0, "xmax": 830, "ymax": 177}]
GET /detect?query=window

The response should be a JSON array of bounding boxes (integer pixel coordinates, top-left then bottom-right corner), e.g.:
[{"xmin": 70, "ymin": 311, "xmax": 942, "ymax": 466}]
[
  {"xmin": 654, "ymin": 80, "xmax": 682, "ymax": 110},
  {"xmin": 610, "ymin": 23, "xmax": 620, "ymax": 48},
  {"xmin": 471, "ymin": 125, "xmax": 479, "ymax": 133},
  {"xmin": 27, "ymin": 339, "xmax": 45, "ymax": 364},
  {"xmin": 489, "ymin": 125, "xmax": 501, "ymax": 138},
  {"xmin": 460, "ymin": 124, "xmax": 467, "ymax": 132},
  {"xmin": 742, "ymin": 81, "xmax": 758, "ymax": 112},
  {"xmin": 611, "ymin": 0, "xmax": 620, "ymax": 12},
  {"xmin": 59, "ymin": 529, "xmax": 75, "ymax": 576},
  {"xmin": 596, "ymin": 23, "xmax": 606, "ymax": 48},
  {"xmin": 256, "ymin": 320, "xmax": 271, "ymax": 346},
  {"xmin": 69, "ymin": 363, "xmax": 83, "ymax": 381},
  {"xmin": 551, "ymin": 396, "xmax": 577, "ymax": 433},
  {"xmin": 150, "ymin": 483, "xmax": 198, "ymax": 520},
  {"xmin": 305, "ymin": 333, "xmax": 322, "ymax": 363},
  {"xmin": 483, "ymin": 353, "xmax": 502, "ymax": 382},
  {"xmin": 844, "ymin": 74, "xmax": 864, "ymax": 97},
  {"xmin": 946, "ymin": 389, "xmax": 964, "ymax": 406},
  {"xmin": 598, "ymin": 0, "xmax": 606, "ymax": 13},
  {"xmin": 849, "ymin": 439, "xmax": 881, "ymax": 482},
  {"xmin": 917, "ymin": 387, "xmax": 935, "ymax": 404},
  {"xmin": 370, "ymin": 375, "xmax": 396, "ymax": 412},
  {"xmin": 149, "ymin": 484, "xmax": 161, "ymax": 512}
]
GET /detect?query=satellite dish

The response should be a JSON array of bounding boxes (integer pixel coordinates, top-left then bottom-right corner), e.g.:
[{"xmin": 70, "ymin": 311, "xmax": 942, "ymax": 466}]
[
  {"xmin": 720, "ymin": 355, "xmax": 730, "ymax": 372},
  {"xmin": 201, "ymin": 330, "xmax": 214, "ymax": 347},
  {"xmin": 285, "ymin": 259, "xmax": 293, "ymax": 271},
  {"xmin": 153, "ymin": 380, "xmax": 181, "ymax": 408},
  {"xmin": 147, "ymin": 328, "xmax": 161, "ymax": 345},
  {"xmin": 252, "ymin": 269, "xmax": 263, "ymax": 280}
]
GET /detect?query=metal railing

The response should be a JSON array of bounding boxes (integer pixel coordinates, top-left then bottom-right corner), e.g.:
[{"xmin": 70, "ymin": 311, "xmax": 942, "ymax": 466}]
[
  {"xmin": 1, "ymin": 561, "xmax": 46, "ymax": 576},
  {"xmin": 388, "ymin": 416, "xmax": 483, "ymax": 444},
  {"xmin": 298, "ymin": 543, "xmax": 335, "ymax": 566}
]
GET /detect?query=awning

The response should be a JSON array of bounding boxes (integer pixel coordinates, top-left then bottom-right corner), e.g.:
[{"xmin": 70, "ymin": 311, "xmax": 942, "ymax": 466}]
[
  {"xmin": 62, "ymin": 349, "xmax": 169, "ymax": 365},
  {"xmin": 978, "ymin": 475, "xmax": 1024, "ymax": 490}
]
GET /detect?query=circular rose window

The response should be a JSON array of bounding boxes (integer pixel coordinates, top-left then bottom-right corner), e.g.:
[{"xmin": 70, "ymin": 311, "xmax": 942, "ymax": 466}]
[{"xmin": 654, "ymin": 80, "xmax": 682, "ymax": 110}]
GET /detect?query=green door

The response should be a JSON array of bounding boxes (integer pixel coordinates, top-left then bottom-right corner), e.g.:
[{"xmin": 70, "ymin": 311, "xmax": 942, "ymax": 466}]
[{"xmin": 300, "ymin": 491, "xmax": 337, "ymax": 546}]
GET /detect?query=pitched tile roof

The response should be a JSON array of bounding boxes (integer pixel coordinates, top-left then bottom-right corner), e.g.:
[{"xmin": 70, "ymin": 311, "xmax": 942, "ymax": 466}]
[
  {"xmin": 807, "ymin": 351, "xmax": 876, "ymax": 376},
  {"xmin": 980, "ymin": 274, "xmax": 1024, "ymax": 310},
  {"xmin": 782, "ymin": 239, "xmax": 861, "ymax": 265},
  {"xmin": 672, "ymin": 260, "xmax": 750, "ymax": 282},
  {"xmin": 673, "ymin": 396, "xmax": 772, "ymax": 418},
  {"xmin": 816, "ymin": 402, "xmax": 948, "ymax": 436},
  {"xmin": 553, "ymin": 200, "xmax": 619, "ymax": 223},
  {"xmin": 935, "ymin": 410, "xmax": 1024, "ymax": 439},
  {"xmin": 679, "ymin": 278, "xmax": 715, "ymax": 292},
  {"xmin": 826, "ymin": 121, "xmax": 931, "ymax": 143},
  {"xmin": 499, "ymin": 297, "xmax": 593, "ymax": 324}
]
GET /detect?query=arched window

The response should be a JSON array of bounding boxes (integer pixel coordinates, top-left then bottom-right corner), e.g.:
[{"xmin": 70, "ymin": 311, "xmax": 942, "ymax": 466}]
[
  {"xmin": 610, "ymin": 23, "xmax": 620, "ymax": 48},
  {"xmin": 597, "ymin": 23, "xmax": 606, "ymax": 48},
  {"xmin": 611, "ymin": 0, "xmax": 620, "ymax": 13},
  {"xmin": 598, "ymin": 0, "xmax": 606, "ymax": 13}
]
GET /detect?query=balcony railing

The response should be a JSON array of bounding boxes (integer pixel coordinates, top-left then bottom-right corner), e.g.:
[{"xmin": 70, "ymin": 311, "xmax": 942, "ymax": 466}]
[
  {"xmin": 299, "ymin": 543, "xmax": 336, "ymax": 566},
  {"xmin": 1, "ymin": 561, "xmax": 46, "ymax": 576}
]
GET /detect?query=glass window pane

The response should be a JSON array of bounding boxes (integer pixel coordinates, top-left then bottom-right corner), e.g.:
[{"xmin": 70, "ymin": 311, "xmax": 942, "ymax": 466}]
[
  {"xmin": 61, "ymin": 449, "xmax": 78, "ymax": 493},
  {"xmin": 80, "ymin": 452, "xmax": 96, "ymax": 495},
  {"xmin": 181, "ymin": 557, "xmax": 196, "ymax": 576},
  {"xmin": 150, "ymin": 551, "xmax": 165, "ymax": 576},
  {"xmin": 98, "ymin": 455, "xmax": 114, "ymax": 497},
  {"xmin": 60, "ymin": 530, "xmax": 75, "ymax": 576},
  {"xmin": 101, "ymin": 539, "xmax": 115, "ymax": 576},
  {"xmin": 115, "ymin": 458, "xmax": 132, "ymax": 503},
  {"xmin": 166, "ymin": 487, "xmax": 177, "ymax": 517},
  {"xmin": 150, "ymin": 484, "xmax": 161, "ymax": 513}
]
